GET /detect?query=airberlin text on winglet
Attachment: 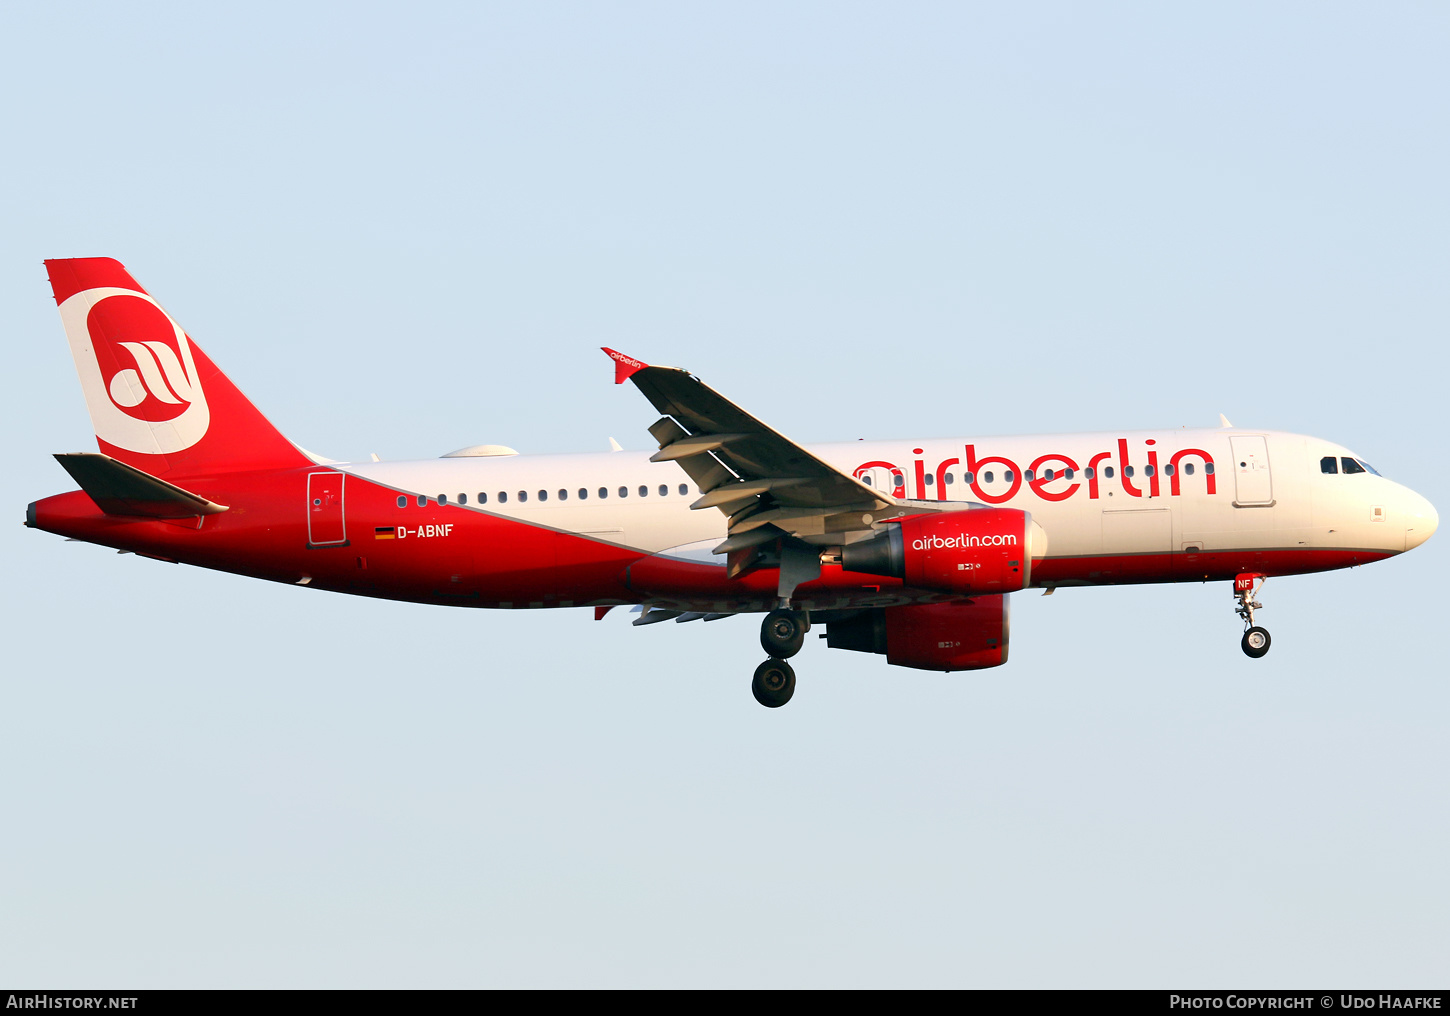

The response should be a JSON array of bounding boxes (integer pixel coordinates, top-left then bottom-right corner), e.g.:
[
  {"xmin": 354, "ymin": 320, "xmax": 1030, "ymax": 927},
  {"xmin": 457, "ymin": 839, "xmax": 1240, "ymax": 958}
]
[{"xmin": 602, "ymin": 347, "xmax": 649, "ymax": 385}]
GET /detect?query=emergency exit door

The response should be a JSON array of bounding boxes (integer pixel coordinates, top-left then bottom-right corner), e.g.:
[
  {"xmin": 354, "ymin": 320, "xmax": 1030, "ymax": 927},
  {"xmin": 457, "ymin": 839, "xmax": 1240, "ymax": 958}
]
[
  {"xmin": 307, "ymin": 471, "xmax": 348, "ymax": 546},
  {"xmin": 1229, "ymin": 436, "xmax": 1274, "ymax": 506}
]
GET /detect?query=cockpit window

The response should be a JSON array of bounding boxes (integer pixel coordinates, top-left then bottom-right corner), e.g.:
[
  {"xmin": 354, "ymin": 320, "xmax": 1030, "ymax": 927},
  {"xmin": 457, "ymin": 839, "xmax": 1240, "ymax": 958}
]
[
  {"xmin": 1341, "ymin": 457, "xmax": 1366, "ymax": 475},
  {"xmin": 1359, "ymin": 460, "xmax": 1381, "ymax": 476},
  {"xmin": 1321, "ymin": 456, "xmax": 1338, "ymax": 474}
]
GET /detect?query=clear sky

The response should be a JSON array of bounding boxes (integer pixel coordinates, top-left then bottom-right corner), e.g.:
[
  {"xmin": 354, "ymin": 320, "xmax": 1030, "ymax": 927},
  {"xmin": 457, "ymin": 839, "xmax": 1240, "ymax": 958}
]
[{"xmin": 1, "ymin": 2, "xmax": 1445, "ymax": 987}]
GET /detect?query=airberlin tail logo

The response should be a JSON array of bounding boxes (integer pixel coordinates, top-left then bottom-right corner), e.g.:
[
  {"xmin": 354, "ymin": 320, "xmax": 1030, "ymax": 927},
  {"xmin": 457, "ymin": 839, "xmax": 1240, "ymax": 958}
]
[
  {"xmin": 107, "ymin": 337, "xmax": 197, "ymax": 415},
  {"xmin": 58, "ymin": 287, "xmax": 210, "ymax": 454}
]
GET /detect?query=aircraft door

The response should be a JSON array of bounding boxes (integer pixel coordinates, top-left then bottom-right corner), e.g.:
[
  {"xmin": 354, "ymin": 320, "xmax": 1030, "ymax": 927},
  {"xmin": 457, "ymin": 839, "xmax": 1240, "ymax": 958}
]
[
  {"xmin": 1229, "ymin": 436, "xmax": 1274, "ymax": 506},
  {"xmin": 307, "ymin": 471, "xmax": 348, "ymax": 546}
]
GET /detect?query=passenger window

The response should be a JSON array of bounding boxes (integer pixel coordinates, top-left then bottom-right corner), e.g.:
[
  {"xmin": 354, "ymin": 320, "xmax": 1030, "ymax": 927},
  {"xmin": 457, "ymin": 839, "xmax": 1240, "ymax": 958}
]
[
  {"xmin": 599, "ymin": 487, "xmax": 608, "ymax": 499},
  {"xmin": 1184, "ymin": 463, "xmax": 1194, "ymax": 476},
  {"xmin": 1205, "ymin": 463, "xmax": 1215, "ymax": 475},
  {"xmin": 396, "ymin": 495, "xmax": 407, "ymax": 508},
  {"xmin": 1005, "ymin": 471, "xmax": 1015, "ymax": 482},
  {"xmin": 945, "ymin": 472, "xmax": 954, "ymax": 484},
  {"xmin": 1064, "ymin": 468, "xmax": 1074, "ymax": 480},
  {"xmin": 438, "ymin": 494, "xmax": 447, "ymax": 504},
  {"xmin": 1084, "ymin": 467, "xmax": 1094, "ymax": 479},
  {"xmin": 1043, "ymin": 469, "xmax": 1054, "ymax": 481},
  {"xmin": 1342, "ymin": 457, "xmax": 1366, "ymax": 474},
  {"xmin": 1104, "ymin": 466, "xmax": 1115, "ymax": 479},
  {"xmin": 538, "ymin": 490, "xmax": 548, "ymax": 501},
  {"xmin": 1024, "ymin": 470, "xmax": 1034, "ymax": 481},
  {"xmin": 479, "ymin": 492, "xmax": 488, "ymax": 504},
  {"xmin": 459, "ymin": 493, "xmax": 468, "ymax": 505},
  {"xmin": 862, "ymin": 475, "xmax": 873, "ymax": 487},
  {"xmin": 893, "ymin": 474, "xmax": 904, "ymax": 488},
  {"xmin": 659, "ymin": 484, "xmax": 668, "ymax": 496},
  {"xmin": 578, "ymin": 488, "xmax": 588, "ymax": 500},
  {"xmin": 964, "ymin": 472, "xmax": 975, "ymax": 484},
  {"xmin": 518, "ymin": 491, "xmax": 528, "ymax": 502},
  {"xmin": 619, "ymin": 486, "xmax": 628, "ymax": 498},
  {"xmin": 1124, "ymin": 466, "xmax": 1134, "ymax": 478},
  {"xmin": 678, "ymin": 484, "xmax": 688, "ymax": 495},
  {"xmin": 1145, "ymin": 465, "xmax": 1155, "ymax": 477},
  {"xmin": 559, "ymin": 489, "xmax": 568, "ymax": 501},
  {"xmin": 984, "ymin": 471, "xmax": 994, "ymax": 483},
  {"xmin": 1162, "ymin": 464, "xmax": 1174, "ymax": 477},
  {"xmin": 639, "ymin": 485, "xmax": 648, "ymax": 497},
  {"xmin": 924, "ymin": 474, "xmax": 934, "ymax": 486},
  {"xmin": 498, "ymin": 492, "xmax": 508, "ymax": 504},
  {"xmin": 1321, "ymin": 456, "xmax": 1339, "ymax": 474},
  {"xmin": 417, "ymin": 495, "xmax": 428, "ymax": 506}
]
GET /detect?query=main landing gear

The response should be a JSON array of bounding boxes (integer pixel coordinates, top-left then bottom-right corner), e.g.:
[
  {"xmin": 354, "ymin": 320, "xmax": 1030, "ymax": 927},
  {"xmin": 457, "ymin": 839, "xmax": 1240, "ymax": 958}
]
[
  {"xmin": 1234, "ymin": 574, "xmax": 1271, "ymax": 659},
  {"xmin": 752, "ymin": 658, "xmax": 796, "ymax": 708},
  {"xmin": 754, "ymin": 609, "xmax": 808, "ymax": 708}
]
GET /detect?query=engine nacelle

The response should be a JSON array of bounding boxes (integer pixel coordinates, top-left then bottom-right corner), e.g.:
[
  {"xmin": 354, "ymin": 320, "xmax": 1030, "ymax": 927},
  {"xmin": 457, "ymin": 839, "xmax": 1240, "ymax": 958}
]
[
  {"xmin": 825, "ymin": 598, "xmax": 1010, "ymax": 672},
  {"xmin": 841, "ymin": 508, "xmax": 1045, "ymax": 594}
]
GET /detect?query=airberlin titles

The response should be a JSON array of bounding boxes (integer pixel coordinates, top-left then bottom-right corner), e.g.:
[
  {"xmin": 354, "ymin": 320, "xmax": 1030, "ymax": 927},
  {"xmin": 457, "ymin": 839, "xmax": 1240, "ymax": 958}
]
[
  {"xmin": 912, "ymin": 533, "xmax": 1018, "ymax": 550},
  {"xmin": 855, "ymin": 438, "xmax": 1217, "ymax": 504}
]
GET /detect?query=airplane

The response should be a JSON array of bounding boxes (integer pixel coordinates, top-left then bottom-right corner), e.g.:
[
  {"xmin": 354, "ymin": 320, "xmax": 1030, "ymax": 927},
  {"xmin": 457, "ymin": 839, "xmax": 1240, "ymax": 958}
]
[{"xmin": 25, "ymin": 258, "xmax": 1439, "ymax": 707}]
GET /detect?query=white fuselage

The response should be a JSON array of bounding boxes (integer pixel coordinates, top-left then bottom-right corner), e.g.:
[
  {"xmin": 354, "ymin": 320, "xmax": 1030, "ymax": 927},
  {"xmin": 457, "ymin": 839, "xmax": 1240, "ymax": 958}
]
[{"xmin": 341, "ymin": 427, "xmax": 1436, "ymax": 573}]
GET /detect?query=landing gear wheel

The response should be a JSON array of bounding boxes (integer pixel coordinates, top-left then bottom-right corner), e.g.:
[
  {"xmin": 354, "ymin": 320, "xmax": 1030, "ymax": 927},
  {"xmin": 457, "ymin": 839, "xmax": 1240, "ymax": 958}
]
[
  {"xmin": 1233, "ymin": 575, "xmax": 1271, "ymax": 659},
  {"xmin": 760, "ymin": 609, "xmax": 806, "ymax": 659},
  {"xmin": 752, "ymin": 658, "xmax": 796, "ymax": 708},
  {"xmin": 1241, "ymin": 626, "xmax": 1271, "ymax": 659}
]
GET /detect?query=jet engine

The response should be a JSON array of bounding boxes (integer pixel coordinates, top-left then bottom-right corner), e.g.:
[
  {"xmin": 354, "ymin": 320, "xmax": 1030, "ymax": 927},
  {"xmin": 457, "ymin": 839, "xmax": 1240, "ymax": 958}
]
[
  {"xmin": 825, "ymin": 598, "xmax": 1010, "ymax": 671},
  {"xmin": 840, "ymin": 508, "xmax": 1046, "ymax": 594}
]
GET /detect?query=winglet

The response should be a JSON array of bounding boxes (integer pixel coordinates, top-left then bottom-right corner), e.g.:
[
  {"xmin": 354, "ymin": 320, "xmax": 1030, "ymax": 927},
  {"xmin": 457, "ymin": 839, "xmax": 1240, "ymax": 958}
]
[{"xmin": 602, "ymin": 347, "xmax": 649, "ymax": 385}]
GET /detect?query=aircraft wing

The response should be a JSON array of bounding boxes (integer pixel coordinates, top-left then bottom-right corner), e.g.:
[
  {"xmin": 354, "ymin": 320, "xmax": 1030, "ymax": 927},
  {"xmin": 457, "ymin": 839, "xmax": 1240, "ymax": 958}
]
[{"xmin": 604, "ymin": 348, "xmax": 939, "ymax": 584}]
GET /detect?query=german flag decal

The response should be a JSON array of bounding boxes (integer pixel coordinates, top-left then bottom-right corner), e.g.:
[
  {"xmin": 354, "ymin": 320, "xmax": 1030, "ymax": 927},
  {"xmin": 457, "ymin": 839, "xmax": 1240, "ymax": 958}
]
[{"xmin": 374, "ymin": 526, "xmax": 397, "ymax": 540}]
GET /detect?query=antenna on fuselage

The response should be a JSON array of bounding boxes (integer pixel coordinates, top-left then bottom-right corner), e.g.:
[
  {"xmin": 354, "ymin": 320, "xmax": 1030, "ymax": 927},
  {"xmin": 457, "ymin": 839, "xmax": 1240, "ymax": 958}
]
[{"xmin": 1219, "ymin": 414, "xmax": 1234, "ymax": 428}]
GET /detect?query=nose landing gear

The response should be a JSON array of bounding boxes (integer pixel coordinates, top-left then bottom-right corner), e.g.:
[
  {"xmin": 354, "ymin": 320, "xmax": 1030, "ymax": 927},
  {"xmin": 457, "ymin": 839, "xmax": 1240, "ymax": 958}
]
[
  {"xmin": 754, "ymin": 609, "xmax": 808, "ymax": 707},
  {"xmin": 1234, "ymin": 573, "xmax": 1271, "ymax": 659}
]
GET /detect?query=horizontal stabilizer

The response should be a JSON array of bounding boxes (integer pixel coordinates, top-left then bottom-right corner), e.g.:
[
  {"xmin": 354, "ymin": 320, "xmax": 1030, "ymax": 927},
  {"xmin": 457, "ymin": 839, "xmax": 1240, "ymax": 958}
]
[{"xmin": 54, "ymin": 453, "xmax": 228, "ymax": 518}]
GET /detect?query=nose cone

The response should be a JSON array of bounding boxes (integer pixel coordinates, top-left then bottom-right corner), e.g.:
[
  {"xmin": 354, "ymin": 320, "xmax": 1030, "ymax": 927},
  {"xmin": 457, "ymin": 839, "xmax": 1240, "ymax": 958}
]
[{"xmin": 1405, "ymin": 491, "xmax": 1438, "ymax": 551}]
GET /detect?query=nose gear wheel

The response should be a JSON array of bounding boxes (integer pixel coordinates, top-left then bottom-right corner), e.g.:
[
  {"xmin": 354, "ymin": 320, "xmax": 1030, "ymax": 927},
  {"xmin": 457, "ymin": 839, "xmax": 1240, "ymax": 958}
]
[{"xmin": 1242, "ymin": 626, "xmax": 1271, "ymax": 658}]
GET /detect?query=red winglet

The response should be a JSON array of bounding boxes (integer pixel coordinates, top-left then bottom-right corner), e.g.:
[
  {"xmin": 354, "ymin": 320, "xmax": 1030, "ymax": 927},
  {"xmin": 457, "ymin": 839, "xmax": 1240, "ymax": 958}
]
[{"xmin": 601, "ymin": 347, "xmax": 648, "ymax": 385}]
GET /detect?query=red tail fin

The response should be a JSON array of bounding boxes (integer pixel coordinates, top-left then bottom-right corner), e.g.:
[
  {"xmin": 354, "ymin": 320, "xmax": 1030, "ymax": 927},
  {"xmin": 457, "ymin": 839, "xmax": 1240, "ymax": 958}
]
[{"xmin": 45, "ymin": 258, "xmax": 309, "ymax": 479}]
